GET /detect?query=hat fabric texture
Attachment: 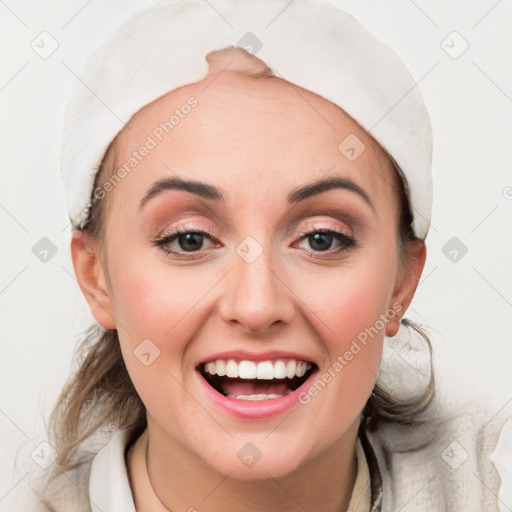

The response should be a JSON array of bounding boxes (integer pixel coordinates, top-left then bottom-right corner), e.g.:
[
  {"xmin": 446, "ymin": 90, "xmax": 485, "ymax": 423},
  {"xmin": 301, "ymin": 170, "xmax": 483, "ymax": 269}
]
[{"xmin": 61, "ymin": 0, "xmax": 433, "ymax": 238}]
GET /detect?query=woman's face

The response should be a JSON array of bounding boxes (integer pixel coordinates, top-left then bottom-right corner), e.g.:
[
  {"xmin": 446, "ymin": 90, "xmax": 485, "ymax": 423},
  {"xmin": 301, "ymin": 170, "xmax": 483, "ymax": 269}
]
[{"xmin": 76, "ymin": 68, "xmax": 424, "ymax": 479}]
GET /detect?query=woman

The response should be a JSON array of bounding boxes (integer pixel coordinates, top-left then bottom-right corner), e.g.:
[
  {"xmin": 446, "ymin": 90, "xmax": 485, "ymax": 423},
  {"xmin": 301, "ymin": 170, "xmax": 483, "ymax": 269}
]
[{"xmin": 6, "ymin": 0, "xmax": 509, "ymax": 510}]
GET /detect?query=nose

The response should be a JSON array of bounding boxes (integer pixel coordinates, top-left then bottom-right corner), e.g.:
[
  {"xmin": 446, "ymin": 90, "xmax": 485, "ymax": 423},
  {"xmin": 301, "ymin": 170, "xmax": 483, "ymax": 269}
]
[{"xmin": 218, "ymin": 245, "xmax": 295, "ymax": 336}]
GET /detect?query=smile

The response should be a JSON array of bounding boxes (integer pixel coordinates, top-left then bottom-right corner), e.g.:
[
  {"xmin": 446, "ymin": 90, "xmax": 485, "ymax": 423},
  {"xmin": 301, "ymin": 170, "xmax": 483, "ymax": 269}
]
[{"xmin": 196, "ymin": 356, "xmax": 318, "ymax": 417}]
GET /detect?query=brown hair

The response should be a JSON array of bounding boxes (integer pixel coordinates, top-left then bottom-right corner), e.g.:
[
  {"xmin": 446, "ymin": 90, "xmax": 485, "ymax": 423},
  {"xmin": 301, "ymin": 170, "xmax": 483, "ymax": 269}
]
[{"xmin": 47, "ymin": 47, "xmax": 435, "ymax": 480}]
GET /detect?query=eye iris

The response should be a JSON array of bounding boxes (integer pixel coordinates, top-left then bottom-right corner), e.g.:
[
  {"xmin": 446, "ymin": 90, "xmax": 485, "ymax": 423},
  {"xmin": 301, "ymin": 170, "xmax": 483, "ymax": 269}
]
[
  {"xmin": 179, "ymin": 232, "xmax": 203, "ymax": 251},
  {"xmin": 309, "ymin": 232, "xmax": 333, "ymax": 251}
]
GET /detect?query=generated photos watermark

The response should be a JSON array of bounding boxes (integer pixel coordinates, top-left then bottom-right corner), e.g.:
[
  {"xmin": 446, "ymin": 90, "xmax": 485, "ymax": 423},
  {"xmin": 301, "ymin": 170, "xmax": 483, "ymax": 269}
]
[{"xmin": 298, "ymin": 302, "xmax": 402, "ymax": 404}]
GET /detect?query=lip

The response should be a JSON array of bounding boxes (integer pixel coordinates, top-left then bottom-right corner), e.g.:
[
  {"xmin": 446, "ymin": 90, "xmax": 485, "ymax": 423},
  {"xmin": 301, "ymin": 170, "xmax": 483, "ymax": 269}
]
[
  {"xmin": 196, "ymin": 349, "xmax": 316, "ymax": 366},
  {"xmin": 195, "ymin": 361, "xmax": 318, "ymax": 420}
]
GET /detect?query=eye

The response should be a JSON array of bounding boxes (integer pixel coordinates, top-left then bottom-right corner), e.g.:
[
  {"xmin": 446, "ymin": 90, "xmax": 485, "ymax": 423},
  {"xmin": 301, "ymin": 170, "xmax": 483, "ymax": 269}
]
[
  {"xmin": 153, "ymin": 225, "xmax": 357, "ymax": 260},
  {"xmin": 294, "ymin": 227, "xmax": 356, "ymax": 255},
  {"xmin": 153, "ymin": 225, "xmax": 219, "ymax": 259}
]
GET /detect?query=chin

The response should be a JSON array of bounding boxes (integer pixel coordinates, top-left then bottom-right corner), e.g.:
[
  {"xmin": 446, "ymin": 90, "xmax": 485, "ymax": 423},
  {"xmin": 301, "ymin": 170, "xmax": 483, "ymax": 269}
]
[{"xmin": 189, "ymin": 431, "xmax": 316, "ymax": 482}]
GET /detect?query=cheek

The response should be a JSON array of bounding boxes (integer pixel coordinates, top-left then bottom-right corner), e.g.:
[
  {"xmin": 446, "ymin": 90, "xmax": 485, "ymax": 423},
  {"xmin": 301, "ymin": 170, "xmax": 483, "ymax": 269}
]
[
  {"xmin": 107, "ymin": 246, "xmax": 207, "ymax": 336},
  {"xmin": 107, "ymin": 251, "xmax": 214, "ymax": 416},
  {"xmin": 311, "ymin": 275, "xmax": 387, "ymax": 386},
  {"xmin": 291, "ymin": 252, "xmax": 398, "ymax": 416},
  {"xmin": 303, "ymin": 258, "xmax": 397, "ymax": 349},
  {"xmin": 105, "ymin": 246, "xmax": 225, "ymax": 388}
]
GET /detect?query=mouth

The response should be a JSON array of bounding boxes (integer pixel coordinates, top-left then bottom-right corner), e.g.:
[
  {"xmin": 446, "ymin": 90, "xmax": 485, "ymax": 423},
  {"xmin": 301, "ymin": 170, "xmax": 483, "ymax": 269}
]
[{"xmin": 197, "ymin": 358, "xmax": 318, "ymax": 401}]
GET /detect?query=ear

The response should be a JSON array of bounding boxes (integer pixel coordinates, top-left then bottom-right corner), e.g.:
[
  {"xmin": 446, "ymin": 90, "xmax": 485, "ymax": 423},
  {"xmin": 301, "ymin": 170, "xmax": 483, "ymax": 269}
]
[
  {"xmin": 385, "ymin": 239, "xmax": 427, "ymax": 337},
  {"xmin": 70, "ymin": 229, "xmax": 117, "ymax": 330}
]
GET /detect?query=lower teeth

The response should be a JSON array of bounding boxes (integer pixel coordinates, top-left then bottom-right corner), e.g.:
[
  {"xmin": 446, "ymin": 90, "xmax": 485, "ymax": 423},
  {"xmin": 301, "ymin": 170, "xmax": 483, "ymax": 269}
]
[{"xmin": 227, "ymin": 390, "xmax": 293, "ymax": 401}]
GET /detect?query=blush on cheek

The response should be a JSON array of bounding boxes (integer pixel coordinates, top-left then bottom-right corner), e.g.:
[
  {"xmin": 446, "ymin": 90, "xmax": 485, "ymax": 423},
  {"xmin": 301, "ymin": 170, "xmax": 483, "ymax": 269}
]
[
  {"xmin": 299, "ymin": 275, "xmax": 390, "ymax": 408},
  {"xmin": 111, "ymin": 261, "xmax": 215, "ymax": 365},
  {"xmin": 313, "ymin": 281, "xmax": 389, "ymax": 345}
]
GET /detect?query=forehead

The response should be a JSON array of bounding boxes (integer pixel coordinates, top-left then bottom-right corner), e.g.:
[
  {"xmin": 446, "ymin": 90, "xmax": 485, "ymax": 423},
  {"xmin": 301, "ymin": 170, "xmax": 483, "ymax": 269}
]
[{"xmin": 106, "ymin": 70, "xmax": 399, "ymax": 218}]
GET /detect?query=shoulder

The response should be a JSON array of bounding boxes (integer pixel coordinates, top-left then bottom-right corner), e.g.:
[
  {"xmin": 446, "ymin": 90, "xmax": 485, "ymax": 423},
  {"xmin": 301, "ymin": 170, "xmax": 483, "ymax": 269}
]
[
  {"xmin": 0, "ymin": 456, "xmax": 91, "ymax": 512},
  {"xmin": 0, "ymin": 428, "xmax": 131, "ymax": 512},
  {"xmin": 366, "ymin": 394, "xmax": 511, "ymax": 511}
]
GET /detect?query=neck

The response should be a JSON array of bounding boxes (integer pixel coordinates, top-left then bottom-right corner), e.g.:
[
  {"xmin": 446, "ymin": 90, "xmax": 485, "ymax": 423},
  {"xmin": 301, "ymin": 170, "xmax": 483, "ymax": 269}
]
[{"xmin": 130, "ymin": 417, "xmax": 360, "ymax": 512}]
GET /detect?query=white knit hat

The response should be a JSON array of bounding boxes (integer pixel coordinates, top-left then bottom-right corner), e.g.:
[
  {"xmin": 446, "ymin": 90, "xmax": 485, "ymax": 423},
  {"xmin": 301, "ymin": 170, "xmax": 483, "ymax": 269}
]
[{"xmin": 61, "ymin": 0, "xmax": 433, "ymax": 238}]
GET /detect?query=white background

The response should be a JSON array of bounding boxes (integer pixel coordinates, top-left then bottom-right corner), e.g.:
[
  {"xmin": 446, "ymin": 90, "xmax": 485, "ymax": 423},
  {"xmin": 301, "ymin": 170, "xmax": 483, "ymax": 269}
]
[{"xmin": 1, "ymin": 0, "xmax": 511, "ymax": 501}]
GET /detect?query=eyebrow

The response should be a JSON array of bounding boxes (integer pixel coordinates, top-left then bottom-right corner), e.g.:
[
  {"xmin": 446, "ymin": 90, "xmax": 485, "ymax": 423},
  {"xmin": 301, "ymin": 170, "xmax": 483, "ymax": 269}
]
[
  {"xmin": 140, "ymin": 177, "xmax": 224, "ymax": 210},
  {"xmin": 139, "ymin": 175, "xmax": 374, "ymax": 211},
  {"xmin": 287, "ymin": 176, "xmax": 374, "ymax": 211}
]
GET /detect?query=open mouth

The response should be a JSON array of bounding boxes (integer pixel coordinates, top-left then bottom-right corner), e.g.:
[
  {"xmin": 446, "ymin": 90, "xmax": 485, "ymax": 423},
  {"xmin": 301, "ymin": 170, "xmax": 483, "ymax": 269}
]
[{"xmin": 197, "ymin": 358, "xmax": 317, "ymax": 401}]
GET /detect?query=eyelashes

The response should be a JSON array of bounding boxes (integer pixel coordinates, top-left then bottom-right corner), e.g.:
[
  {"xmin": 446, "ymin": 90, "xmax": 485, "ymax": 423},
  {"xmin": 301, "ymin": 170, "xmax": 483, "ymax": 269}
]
[
  {"xmin": 294, "ymin": 226, "xmax": 357, "ymax": 254},
  {"xmin": 153, "ymin": 225, "xmax": 357, "ymax": 260},
  {"xmin": 154, "ymin": 231, "xmax": 212, "ymax": 256},
  {"xmin": 153, "ymin": 225, "xmax": 220, "ymax": 259}
]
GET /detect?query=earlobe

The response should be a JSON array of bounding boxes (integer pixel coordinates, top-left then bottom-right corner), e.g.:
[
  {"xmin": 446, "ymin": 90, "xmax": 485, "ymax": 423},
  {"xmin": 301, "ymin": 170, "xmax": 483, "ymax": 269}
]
[
  {"xmin": 385, "ymin": 239, "xmax": 427, "ymax": 337},
  {"xmin": 70, "ymin": 230, "xmax": 117, "ymax": 330}
]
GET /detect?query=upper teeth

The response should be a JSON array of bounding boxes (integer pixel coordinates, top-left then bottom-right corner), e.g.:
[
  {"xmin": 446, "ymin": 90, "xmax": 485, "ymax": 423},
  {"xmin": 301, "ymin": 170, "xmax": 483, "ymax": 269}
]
[{"xmin": 203, "ymin": 359, "xmax": 312, "ymax": 380}]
